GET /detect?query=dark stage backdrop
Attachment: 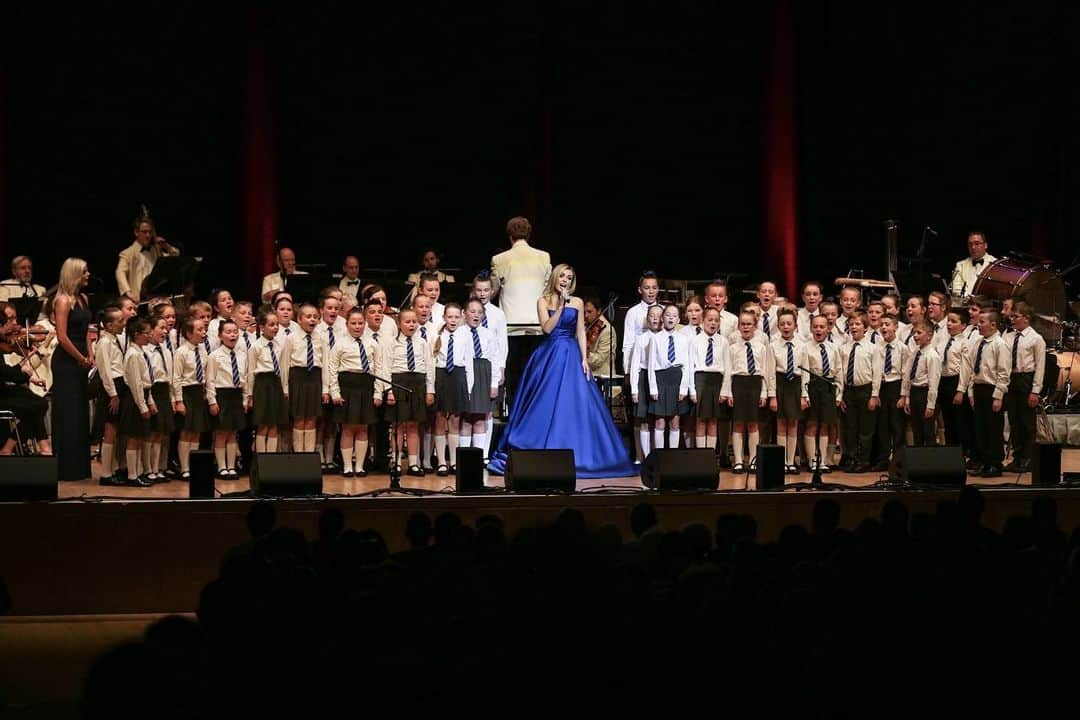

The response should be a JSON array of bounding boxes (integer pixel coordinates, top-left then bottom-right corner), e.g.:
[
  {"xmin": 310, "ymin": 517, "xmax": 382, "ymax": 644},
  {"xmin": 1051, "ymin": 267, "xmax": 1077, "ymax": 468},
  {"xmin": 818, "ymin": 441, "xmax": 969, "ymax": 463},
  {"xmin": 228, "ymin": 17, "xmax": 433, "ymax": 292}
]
[{"xmin": 0, "ymin": 2, "xmax": 1075, "ymax": 307}]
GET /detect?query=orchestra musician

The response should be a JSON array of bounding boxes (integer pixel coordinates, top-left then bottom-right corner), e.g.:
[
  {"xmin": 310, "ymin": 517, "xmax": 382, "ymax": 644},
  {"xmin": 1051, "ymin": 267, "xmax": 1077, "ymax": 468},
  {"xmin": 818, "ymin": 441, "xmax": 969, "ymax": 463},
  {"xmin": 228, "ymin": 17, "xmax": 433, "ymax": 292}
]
[
  {"xmin": 950, "ymin": 231, "xmax": 996, "ymax": 300},
  {"xmin": 116, "ymin": 207, "xmax": 180, "ymax": 303},
  {"xmin": 261, "ymin": 247, "xmax": 308, "ymax": 303},
  {"xmin": 0, "ymin": 301, "xmax": 52, "ymax": 455},
  {"xmin": 583, "ymin": 295, "xmax": 616, "ymax": 379},
  {"xmin": 0, "ymin": 256, "xmax": 48, "ymax": 305}
]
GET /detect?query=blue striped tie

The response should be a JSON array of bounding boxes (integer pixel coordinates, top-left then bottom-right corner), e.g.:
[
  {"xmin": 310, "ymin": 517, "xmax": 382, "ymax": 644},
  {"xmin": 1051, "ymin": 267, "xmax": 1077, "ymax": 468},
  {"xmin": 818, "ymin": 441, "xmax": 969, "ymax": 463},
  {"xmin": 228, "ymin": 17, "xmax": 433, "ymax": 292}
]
[
  {"xmin": 165, "ymin": 335, "xmax": 173, "ymax": 353},
  {"xmin": 667, "ymin": 335, "xmax": 675, "ymax": 364},
  {"xmin": 420, "ymin": 326, "xmax": 427, "ymax": 341},
  {"xmin": 327, "ymin": 327, "xmax": 335, "ymax": 348},
  {"xmin": 356, "ymin": 338, "xmax": 370, "ymax": 373},
  {"xmin": 472, "ymin": 327, "xmax": 482, "ymax": 358},
  {"xmin": 445, "ymin": 334, "xmax": 454, "ymax": 373},
  {"xmin": 305, "ymin": 335, "xmax": 314, "ymax": 371},
  {"xmin": 705, "ymin": 337, "xmax": 713, "ymax": 367},
  {"xmin": 745, "ymin": 342, "xmax": 756, "ymax": 375},
  {"xmin": 203, "ymin": 337, "xmax": 211, "ymax": 354},
  {"xmin": 230, "ymin": 349, "xmax": 241, "ymax": 388},
  {"xmin": 482, "ymin": 315, "xmax": 488, "ymax": 328},
  {"xmin": 942, "ymin": 336, "xmax": 953, "ymax": 367},
  {"xmin": 974, "ymin": 340, "xmax": 987, "ymax": 375},
  {"xmin": 909, "ymin": 349, "xmax": 921, "ymax": 382},
  {"xmin": 242, "ymin": 332, "xmax": 251, "ymax": 350},
  {"xmin": 194, "ymin": 348, "xmax": 204, "ymax": 383},
  {"xmin": 407, "ymin": 337, "xmax": 416, "ymax": 371},
  {"xmin": 846, "ymin": 343, "xmax": 857, "ymax": 386},
  {"xmin": 884, "ymin": 344, "xmax": 893, "ymax": 374},
  {"xmin": 143, "ymin": 351, "xmax": 153, "ymax": 381},
  {"xmin": 1012, "ymin": 331, "xmax": 1021, "ymax": 369},
  {"xmin": 762, "ymin": 313, "xmax": 770, "ymax": 336},
  {"xmin": 786, "ymin": 341, "xmax": 795, "ymax": 381},
  {"xmin": 270, "ymin": 344, "xmax": 280, "ymax": 376},
  {"xmin": 820, "ymin": 344, "xmax": 830, "ymax": 375},
  {"xmin": 156, "ymin": 345, "xmax": 166, "ymax": 371}
]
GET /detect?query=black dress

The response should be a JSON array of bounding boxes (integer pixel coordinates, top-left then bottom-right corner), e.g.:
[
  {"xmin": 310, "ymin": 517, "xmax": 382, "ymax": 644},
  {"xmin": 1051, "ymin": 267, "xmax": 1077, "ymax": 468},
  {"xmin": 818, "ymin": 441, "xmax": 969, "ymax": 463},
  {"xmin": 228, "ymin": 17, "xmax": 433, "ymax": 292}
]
[{"xmin": 50, "ymin": 299, "xmax": 91, "ymax": 481}]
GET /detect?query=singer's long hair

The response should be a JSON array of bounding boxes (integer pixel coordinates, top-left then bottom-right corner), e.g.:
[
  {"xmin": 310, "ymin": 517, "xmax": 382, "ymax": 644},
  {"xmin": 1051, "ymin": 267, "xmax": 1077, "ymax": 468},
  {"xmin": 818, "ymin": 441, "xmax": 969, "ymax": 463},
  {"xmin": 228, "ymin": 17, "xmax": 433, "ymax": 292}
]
[
  {"xmin": 543, "ymin": 263, "xmax": 577, "ymax": 301},
  {"xmin": 57, "ymin": 257, "xmax": 87, "ymax": 300}
]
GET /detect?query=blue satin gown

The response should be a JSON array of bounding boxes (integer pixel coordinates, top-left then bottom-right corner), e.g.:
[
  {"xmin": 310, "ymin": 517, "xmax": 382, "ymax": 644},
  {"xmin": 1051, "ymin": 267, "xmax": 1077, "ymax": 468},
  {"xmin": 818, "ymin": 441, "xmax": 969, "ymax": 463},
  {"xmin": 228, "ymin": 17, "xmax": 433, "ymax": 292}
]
[{"xmin": 487, "ymin": 306, "xmax": 635, "ymax": 479}]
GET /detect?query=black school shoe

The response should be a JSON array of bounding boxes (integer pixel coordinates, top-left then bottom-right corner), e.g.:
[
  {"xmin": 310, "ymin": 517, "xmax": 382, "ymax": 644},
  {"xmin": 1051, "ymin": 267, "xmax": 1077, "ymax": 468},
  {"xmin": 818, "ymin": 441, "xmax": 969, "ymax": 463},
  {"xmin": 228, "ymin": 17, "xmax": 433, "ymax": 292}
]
[
  {"xmin": 981, "ymin": 465, "xmax": 1003, "ymax": 478},
  {"xmin": 407, "ymin": 465, "xmax": 425, "ymax": 477}
]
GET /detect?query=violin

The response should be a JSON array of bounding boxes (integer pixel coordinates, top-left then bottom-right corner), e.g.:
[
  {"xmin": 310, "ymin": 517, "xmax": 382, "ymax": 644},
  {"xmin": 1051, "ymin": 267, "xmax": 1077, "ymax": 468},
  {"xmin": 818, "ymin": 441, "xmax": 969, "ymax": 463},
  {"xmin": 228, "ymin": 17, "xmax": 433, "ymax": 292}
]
[{"xmin": 586, "ymin": 317, "xmax": 605, "ymax": 347}]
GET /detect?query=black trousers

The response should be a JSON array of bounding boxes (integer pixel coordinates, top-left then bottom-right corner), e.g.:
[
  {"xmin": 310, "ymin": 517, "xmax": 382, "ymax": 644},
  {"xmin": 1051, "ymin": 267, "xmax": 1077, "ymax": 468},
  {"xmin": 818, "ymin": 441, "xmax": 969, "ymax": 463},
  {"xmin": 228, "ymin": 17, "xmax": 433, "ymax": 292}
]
[
  {"xmin": 972, "ymin": 384, "xmax": 1005, "ymax": 466},
  {"xmin": 1005, "ymin": 372, "xmax": 1035, "ymax": 463},
  {"xmin": 908, "ymin": 387, "xmax": 935, "ymax": 446},
  {"xmin": 872, "ymin": 380, "xmax": 904, "ymax": 465},
  {"xmin": 842, "ymin": 384, "xmax": 876, "ymax": 465},
  {"xmin": 0, "ymin": 387, "xmax": 49, "ymax": 441},
  {"xmin": 937, "ymin": 375, "xmax": 966, "ymax": 453}
]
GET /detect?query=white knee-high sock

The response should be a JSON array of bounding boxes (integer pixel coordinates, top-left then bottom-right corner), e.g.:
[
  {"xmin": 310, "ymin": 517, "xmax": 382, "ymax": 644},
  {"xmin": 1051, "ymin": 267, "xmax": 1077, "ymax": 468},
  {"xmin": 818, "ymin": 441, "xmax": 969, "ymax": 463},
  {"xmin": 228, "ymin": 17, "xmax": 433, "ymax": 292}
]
[
  {"xmin": 422, "ymin": 430, "xmax": 434, "ymax": 468},
  {"xmin": 354, "ymin": 438, "xmax": 368, "ymax": 470},
  {"xmin": 126, "ymin": 448, "xmax": 140, "ymax": 479},
  {"xmin": 472, "ymin": 431, "xmax": 487, "ymax": 455},
  {"xmin": 638, "ymin": 427, "xmax": 651, "ymax": 459},
  {"xmin": 748, "ymin": 431, "xmax": 760, "ymax": 465},
  {"xmin": 825, "ymin": 441, "xmax": 836, "ymax": 466},
  {"xmin": 448, "ymin": 433, "xmax": 459, "ymax": 465},
  {"xmin": 482, "ymin": 414, "xmax": 494, "ymax": 457},
  {"xmin": 705, "ymin": 435, "xmax": 716, "ymax": 449},
  {"xmin": 634, "ymin": 427, "xmax": 645, "ymax": 462},
  {"xmin": 668, "ymin": 428, "xmax": 679, "ymax": 449},
  {"xmin": 435, "ymin": 435, "xmax": 447, "ymax": 467},
  {"xmin": 653, "ymin": 428, "xmax": 665, "ymax": 451},
  {"xmin": 732, "ymin": 432, "xmax": 744, "ymax": 465},
  {"xmin": 178, "ymin": 441, "xmax": 191, "ymax": 472},
  {"xmin": 696, "ymin": 435, "xmax": 706, "ymax": 449},
  {"xmin": 142, "ymin": 444, "xmax": 152, "ymax": 475},
  {"xmin": 407, "ymin": 452, "xmax": 419, "ymax": 467},
  {"xmin": 323, "ymin": 432, "xmax": 336, "ymax": 464},
  {"xmin": 785, "ymin": 434, "xmax": 797, "ymax": 465},
  {"xmin": 805, "ymin": 434, "xmax": 819, "ymax": 467},
  {"xmin": 226, "ymin": 440, "xmax": 239, "ymax": 470},
  {"xmin": 214, "ymin": 446, "xmax": 226, "ymax": 471},
  {"xmin": 340, "ymin": 444, "xmax": 353, "ymax": 472},
  {"xmin": 305, "ymin": 428, "xmax": 318, "ymax": 452},
  {"xmin": 266, "ymin": 435, "xmax": 278, "ymax": 452},
  {"xmin": 293, "ymin": 429, "xmax": 305, "ymax": 452},
  {"xmin": 100, "ymin": 442, "xmax": 114, "ymax": 476}
]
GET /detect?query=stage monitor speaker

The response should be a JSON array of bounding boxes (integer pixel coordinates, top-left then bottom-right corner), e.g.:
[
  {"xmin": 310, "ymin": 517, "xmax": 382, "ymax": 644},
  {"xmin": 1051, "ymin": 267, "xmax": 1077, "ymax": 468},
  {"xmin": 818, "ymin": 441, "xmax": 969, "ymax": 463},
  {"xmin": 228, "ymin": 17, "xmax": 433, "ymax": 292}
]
[
  {"xmin": 898, "ymin": 445, "xmax": 967, "ymax": 487},
  {"xmin": 456, "ymin": 447, "xmax": 485, "ymax": 493},
  {"xmin": 250, "ymin": 452, "xmax": 323, "ymax": 497},
  {"xmin": 189, "ymin": 450, "xmax": 215, "ymax": 499},
  {"xmin": 0, "ymin": 456, "xmax": 57, "ymax": 501},
  {"xmin": 755, "ymin": 444, "xmax": 785, "ymax": 490},
  {"xmin": 505, "ymin": 449, "xmax": 575, "ymax": 493},
  {"xmin": 1031, "ymin": 443, "xmax": 1062, "ymax": 486},
  {"xmin": 641, "ymin": 449, "xmax": 718, "ymax": 490}
]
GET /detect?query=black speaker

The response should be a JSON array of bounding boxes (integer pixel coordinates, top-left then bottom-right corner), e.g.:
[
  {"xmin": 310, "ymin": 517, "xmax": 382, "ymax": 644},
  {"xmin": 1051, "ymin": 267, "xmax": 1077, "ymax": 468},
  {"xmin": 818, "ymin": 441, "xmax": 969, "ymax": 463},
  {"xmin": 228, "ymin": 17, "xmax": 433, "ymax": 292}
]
[
  {"xmin": 250, "ymin": 452, "xmax": 323, "ymax": 497},
  {"xmin": 0, "ymin": 456, "xmax": 57, "ymax": 501},
  {"xmin": 455, "ymin": 447, "xmax": 485, "ymax": 492},
  {"xmin": 641, "ymin": 449, "xmax": 717, "ymax": 490},
  {"xmin": 755, "ymin": 444, "xmax": 785, "ymax": 490},
  {"xmin": 1031, "ymin": 443, "xmax": 1062, "ymax": 486},
  {"xmin": 505, "ymin": 449, "xmax": 575, "ymax": 493},
  {"xmin": 189, "ymin": 450, "xmax": 215, "ymax": 499},
  {"xmin": 898, "ymin": 445, "xmax": 967, "ymax": 486}
]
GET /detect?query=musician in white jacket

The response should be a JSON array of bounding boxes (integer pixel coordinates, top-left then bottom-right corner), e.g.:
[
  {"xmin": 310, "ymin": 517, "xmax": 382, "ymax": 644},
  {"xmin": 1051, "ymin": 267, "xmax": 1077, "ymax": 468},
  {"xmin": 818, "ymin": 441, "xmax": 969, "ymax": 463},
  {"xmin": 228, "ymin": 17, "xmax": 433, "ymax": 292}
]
[{"xmin": 950, "ymin": 231, "xmax": 996, "ymax": 299}]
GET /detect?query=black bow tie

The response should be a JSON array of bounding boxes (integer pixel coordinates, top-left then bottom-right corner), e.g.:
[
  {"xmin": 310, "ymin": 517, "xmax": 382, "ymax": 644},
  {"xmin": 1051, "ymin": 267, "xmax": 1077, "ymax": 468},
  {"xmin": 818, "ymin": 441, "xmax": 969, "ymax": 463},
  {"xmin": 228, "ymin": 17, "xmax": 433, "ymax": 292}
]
[
  {"xmin": 140, "ymin": 245, "xmax": 153, "ymax": 253},
  {"xmin": 972, "ymin": 258, "xmax": 984, "ymax": 267},
  {"xmin": 345, "ymin": 280, "xmax": 359, "ymax": 286}
]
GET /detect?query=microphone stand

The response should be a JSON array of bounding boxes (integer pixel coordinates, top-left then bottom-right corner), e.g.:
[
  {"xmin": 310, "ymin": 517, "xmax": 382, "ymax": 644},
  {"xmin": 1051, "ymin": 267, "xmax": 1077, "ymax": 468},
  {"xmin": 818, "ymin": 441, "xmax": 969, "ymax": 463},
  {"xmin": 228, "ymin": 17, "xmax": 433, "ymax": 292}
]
[
  {"xmin": 783, "ymin": 365, "xmax": 854, "ymax": 491},
  {"xmin": 602, "ymin": 293, "xmax": 618, "ymax": 412},
  {"xmin": 355, "ymin": 372, "xmax": 444, "ymax": 497}
]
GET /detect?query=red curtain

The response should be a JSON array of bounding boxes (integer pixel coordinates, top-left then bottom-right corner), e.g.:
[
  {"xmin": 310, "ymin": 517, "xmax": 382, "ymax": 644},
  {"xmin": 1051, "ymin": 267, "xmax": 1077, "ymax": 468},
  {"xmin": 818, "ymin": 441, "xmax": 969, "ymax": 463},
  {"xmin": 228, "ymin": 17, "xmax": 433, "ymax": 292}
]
[
  {"xmin": 242, "ymin": 2, "xmax": 278, "ymax": 299},
  {"xmin": 763, "ymin": 0, "xmax": 799, "ymax": 298}
]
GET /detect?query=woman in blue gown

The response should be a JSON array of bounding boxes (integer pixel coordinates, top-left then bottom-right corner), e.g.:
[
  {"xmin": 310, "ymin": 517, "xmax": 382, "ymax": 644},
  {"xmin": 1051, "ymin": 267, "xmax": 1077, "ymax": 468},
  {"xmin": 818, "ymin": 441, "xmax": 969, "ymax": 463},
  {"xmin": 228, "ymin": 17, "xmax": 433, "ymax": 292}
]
[{"xmin": 487, "ymin": 263, "xmax": 634, "ymax": 479}]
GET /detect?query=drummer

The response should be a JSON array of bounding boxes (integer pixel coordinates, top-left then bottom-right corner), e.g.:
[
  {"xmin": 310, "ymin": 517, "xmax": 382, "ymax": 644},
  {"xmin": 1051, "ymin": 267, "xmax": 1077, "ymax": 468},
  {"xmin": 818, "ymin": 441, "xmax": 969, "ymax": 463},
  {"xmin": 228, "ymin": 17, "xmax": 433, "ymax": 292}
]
[{"xmin": 950, "ymin": 231, "xmax": 996, "ymax": 299}]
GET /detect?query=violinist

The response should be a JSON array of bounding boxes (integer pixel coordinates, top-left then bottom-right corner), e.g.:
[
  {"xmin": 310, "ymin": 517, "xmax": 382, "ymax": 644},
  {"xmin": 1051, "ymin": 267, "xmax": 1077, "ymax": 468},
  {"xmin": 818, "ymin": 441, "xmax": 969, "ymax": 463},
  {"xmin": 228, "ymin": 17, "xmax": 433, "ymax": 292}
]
[
  {"xmin": 583, "ymin": 295, "xmax": 615, "ymax": 379},
  {"xmin": 0, "ymin": 301, "xmax": 52, "ymax": 456}
]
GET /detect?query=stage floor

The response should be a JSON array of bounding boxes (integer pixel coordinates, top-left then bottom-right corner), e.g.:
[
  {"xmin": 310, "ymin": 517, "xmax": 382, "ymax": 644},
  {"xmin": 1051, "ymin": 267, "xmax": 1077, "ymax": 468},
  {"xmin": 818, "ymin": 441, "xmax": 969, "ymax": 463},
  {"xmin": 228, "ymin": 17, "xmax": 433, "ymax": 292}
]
[{"xmin": 58, "ymin": 449, "xmax": 1079, "ymax": 500}]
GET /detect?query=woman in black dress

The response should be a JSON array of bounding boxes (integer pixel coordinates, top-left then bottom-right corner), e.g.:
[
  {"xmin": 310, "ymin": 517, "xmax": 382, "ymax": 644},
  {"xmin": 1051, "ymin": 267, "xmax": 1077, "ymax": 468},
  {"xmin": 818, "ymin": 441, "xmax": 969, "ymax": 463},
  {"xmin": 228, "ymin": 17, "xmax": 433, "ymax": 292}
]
[{"xmin": 50, "ymin": 257, "xmax": 93, "ymax": 481}]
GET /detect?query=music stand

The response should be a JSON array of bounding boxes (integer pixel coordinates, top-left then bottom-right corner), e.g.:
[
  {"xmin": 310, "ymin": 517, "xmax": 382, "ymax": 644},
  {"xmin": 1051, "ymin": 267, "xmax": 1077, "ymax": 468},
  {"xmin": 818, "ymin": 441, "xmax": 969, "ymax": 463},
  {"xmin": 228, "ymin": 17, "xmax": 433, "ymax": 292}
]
[
  {"xmin": 8, "ymin": 297, "xmax": 44, "ymax": 326},
  {"xmin": 281, "ymin": 273, "xmax": 331, "ymax": 306},
  {"xmin": 354, "ymin": 372, "xmax": 443, "ymax": 497},
  {"xmin": 141, "ymin": 255, "xmax": 200, "ymax": 299}
]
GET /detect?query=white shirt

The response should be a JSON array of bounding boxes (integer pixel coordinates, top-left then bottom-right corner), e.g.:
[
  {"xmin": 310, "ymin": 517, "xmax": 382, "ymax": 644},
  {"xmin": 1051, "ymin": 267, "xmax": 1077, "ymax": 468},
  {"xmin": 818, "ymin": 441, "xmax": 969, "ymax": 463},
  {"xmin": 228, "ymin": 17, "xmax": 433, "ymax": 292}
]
[
  {"xmin": 841, "ymin": 339, "xmax": 875, "ymax": 388},
  {"xmin": 720, "ymin": 337, "xmax": 773, "ymax": 400},
  {"xmin": 1007, "ymin": 328, "xmax": 1047, "ymax": 394},
  {"xmin": 261, "ymin": 270, "xmax": 309, "ymax": 302},
  {"xmin": 123, "ymin": 345, "xmax": 156, "ymax": 413},
  {"xmin": 0, "ymin": 279, "xmax": 47, "ymax": 303},
  {"xmin": 691, "ymin": 331, "xmax": 729, "ymax": 374},
  {"xmin": 171, "ymin": 341, "xmax": 209, "ymax": 402},
  {"xmin": 479, "ymin": 301, "xmax": 509, "ymax": 371},
  {"xmin": 873, "ymin": 338, "xmax": 908, "ymax": 396},
  {"xmin": 467, "ymin": 325, "xmax": 503, "ymax": 389},
  {"xmin": 628, "ymin": 331, "xmax": 656, "ymax": 395},
  {"xmin": 865, "ymin": 327, "xmax": 885, "ymax": 346},
  {"xmin": 951, "ymin": 253, "xmax": 997, "ymax": 298},
  {"xmin": 433, "ymin": 326, "xmax": 476, "ymax": 393},
  {"xmin": 622, "ymin": 300, "xmax": 656, "ymax": 373},
  {"xmin": 757, "ymin": 305, "xmax": 780, "ymax": 340},
  {"xmin": 95, "ymin": 330, "xmax": 126, "ymax": 397},
  {"xmin": 375, "ymin": 333, "xmax": 436, "ymax": 394},
  {"xmin": 716, "ymin": 309, "xmax": 739, "ymax": 339},
  {"xmin": 327, "ymin": 335, "xmax": 380, "ymax": 402},
  {"xmin": 339, "ymin": 276, "xmax": 362, "ymax": 302},
  {"xmin": 147, "ymin": 342, "xmax": 173, "ymax": 384},
  {"xmin": 314, "ymin": 319, "xmax": 347, "ymax": 355},
  {"xmin": 205, "ymin": 345, "xmax": 252, "ymax": 406},
  {"xmin": 429, "ymin": 301, "xmax": 445, "ymax": 329},
  {"xmin": 901, "ymin": 346, "xmax": 942, "ymax": 410},
  {"xmin": 767, "ymin": 337, "xmax": 809, "ymax": 400},
  {"xmin": 646, "ymin": 329, "xmax": 693, "ymax": 398},
  {"xmin": 246, "ymin": 335, "xmax": 289, "ymax": 397},
  {"xmin": 796, "ymin": 307, "xmax": 820, "ymax": 340},
  {"xmin": 806, "ymin": 339, "xmax": 844, "ymax": 404},
  {"xmin": 938, "ymin": 333, "xmax": 965, "ymax": 378},
  {"xmin": 283, "ymin": 330, "xmax": 329, "ymax": 394},
  {"xmin": 960, "ymin": 332, "xmax": 1011, "ymax": 399}
]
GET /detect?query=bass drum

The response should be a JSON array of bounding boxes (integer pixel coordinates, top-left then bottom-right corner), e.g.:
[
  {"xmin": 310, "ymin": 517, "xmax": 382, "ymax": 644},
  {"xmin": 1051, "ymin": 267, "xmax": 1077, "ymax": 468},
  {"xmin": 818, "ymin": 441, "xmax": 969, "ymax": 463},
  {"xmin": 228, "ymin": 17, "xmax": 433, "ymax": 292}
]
[
  {"xmin": 1048, "ymin": 351, "xmax": 1080, "ymax": 406},
  {"xmin": 971, "ymin": 257, "xmax": 1066, "ymax": 345}
]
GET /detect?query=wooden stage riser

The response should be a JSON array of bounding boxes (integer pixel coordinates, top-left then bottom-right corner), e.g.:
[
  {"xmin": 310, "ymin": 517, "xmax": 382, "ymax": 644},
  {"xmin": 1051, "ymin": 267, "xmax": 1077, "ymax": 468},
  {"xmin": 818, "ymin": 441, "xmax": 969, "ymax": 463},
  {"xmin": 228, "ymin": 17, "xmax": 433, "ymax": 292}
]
[{"xmin": 2, "ymin": 487, "xmax": 1079, "ymax": 615}]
